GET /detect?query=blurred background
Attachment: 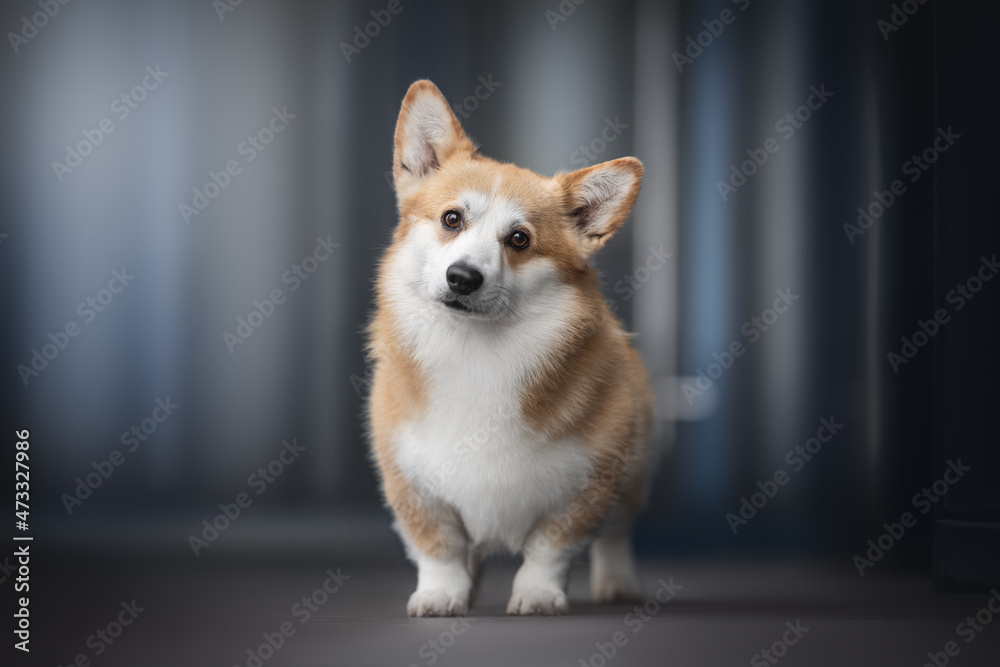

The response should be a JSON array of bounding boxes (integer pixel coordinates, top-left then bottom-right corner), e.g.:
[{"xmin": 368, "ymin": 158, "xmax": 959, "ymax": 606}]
[{"xmin": 1, "ymin": 0, "xmax": 998, "ymax": 664}]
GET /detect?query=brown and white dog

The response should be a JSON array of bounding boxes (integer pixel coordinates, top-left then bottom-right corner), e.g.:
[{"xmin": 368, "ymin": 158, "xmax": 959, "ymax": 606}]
[{"xmin": 368, "ymin": 80, "xmax": 654, "ymax": 616}]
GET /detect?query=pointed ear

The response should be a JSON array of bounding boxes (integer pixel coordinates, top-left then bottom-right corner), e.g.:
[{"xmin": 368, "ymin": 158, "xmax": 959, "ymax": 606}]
[
  {"xmin": 393, "ymin": 80, "xmax": 474, "ymax": 200},
  {"xmin": 557, "ymin": 157, "xmax": 643, "ymax": 255}
]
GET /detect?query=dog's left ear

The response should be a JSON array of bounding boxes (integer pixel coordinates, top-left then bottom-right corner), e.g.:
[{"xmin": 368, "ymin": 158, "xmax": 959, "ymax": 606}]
[
  {"xmin": 393, "ymin": 80, "xmax": 474, "ymax": 201},
  {"xmin": 557, "ymin": 157, "xmax": 643, "ymax": 256}
]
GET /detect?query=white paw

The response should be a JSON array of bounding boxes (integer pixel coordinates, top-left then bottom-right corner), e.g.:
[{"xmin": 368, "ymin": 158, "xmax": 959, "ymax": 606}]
[
  {"xmin": 407, "ymin": 588, "xmax": 469, "ymax": 617},
  {"xmin": 591, "ymin": 572, "xmax": 639, "ymax": 603},
  {"xmin": 506, "ymin": 587, "xmax": 568, "ymax": 615}
]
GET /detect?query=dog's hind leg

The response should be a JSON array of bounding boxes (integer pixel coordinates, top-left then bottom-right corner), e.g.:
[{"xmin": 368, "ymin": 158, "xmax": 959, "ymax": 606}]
[
  {"xmin": 589, "ymin": 482, "xmax": 642, "ymax": 603},
  {"xmin": 589, "ymin": 519, "xmax": 640, "ymax": 602}
]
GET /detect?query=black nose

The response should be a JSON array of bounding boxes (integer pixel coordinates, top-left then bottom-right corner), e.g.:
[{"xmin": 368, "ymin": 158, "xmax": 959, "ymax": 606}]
[{"xmin": 446, "ymin": 263, "xmax": 483, "ymax": 295}]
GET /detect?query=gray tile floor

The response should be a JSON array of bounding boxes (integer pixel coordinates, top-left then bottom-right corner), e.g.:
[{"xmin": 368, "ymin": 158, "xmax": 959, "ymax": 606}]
[{"xmin": 26, "ymin": 551, "xmax": 1000, "ymax": 667}]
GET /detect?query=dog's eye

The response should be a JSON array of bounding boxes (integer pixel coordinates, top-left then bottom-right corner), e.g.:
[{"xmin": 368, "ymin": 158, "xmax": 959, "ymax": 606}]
[
  {"xmin": 508, "ymin": 230, "xmax": 530, "ymax": 249},
  {"xmin": 442, "ymin": 210, "xmax": 462, "ymax": 229}
]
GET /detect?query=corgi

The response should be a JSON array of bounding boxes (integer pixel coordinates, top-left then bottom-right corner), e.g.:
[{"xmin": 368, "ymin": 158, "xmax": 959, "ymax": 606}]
[{"xmin": 368, "ymin": 80, "xmax": 654, "ymax": 616}]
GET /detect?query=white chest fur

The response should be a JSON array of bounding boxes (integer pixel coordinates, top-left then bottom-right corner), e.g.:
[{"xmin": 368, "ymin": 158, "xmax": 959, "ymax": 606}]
[
  {"xmin": 385, "ymin": 249, "xmax": 595, "ymax": 551},
  {"xmin": 393, "ymin": 387, "xmax": 592, "ymax": 552}
]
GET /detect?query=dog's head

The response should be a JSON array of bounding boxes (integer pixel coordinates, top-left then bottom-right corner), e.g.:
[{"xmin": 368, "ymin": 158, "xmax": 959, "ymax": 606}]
[{"xmin": 384, "ymin": 80, "xmax": 642, "ymax": 325}]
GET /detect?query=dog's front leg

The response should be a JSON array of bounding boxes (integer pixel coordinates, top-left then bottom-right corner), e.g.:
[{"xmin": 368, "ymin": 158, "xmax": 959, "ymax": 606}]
[
  {"xmin": 507, "ymin": 530, "xmax": 579, "ymax": 615},
  {"xmin": 405, "ymin": 541, "xmax": 472, "ymax": 617},
  {"xmin": 387, "ymin": 480, "xmax": 472, "ymax": 616}
]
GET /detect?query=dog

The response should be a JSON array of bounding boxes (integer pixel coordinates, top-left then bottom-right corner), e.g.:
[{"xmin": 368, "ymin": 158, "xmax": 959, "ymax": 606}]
[{"xmin": 367, "ymin": 80, "xmax": 653, "ymax": 616}]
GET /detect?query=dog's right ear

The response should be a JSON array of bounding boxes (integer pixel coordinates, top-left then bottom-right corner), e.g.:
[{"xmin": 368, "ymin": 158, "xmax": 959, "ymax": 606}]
[{"xmin": 393, "ymin": 80, "xmax": 474, "ymax": 201}]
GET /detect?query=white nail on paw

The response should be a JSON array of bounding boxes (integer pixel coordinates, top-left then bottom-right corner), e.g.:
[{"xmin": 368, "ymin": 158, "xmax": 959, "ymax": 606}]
[
  {"xmin": 506, "ymin": 587, "xmax": 568, "ymax": 615},
  {"xmin": 407, "ymin": 589, "xmax": 469, "ymax": 617}
]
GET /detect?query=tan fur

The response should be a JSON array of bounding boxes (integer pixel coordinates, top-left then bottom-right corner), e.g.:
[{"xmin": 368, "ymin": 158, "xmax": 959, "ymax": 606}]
[
  {"xmin": 368, "ymin": 80, "xmax": 654, "ymax": 614},
  {"xmin": 524, "ymin": 322, "xmax": 653, "ymax": 549}
]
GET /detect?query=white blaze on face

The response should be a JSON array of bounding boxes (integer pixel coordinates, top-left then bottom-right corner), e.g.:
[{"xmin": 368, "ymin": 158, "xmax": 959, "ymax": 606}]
[
  {"xmin": 424, "ymin": 188, "xmax": 526, "ymax": 302},
  {"xmin": 385, "ymin": 187, "xmax": 579, "ymax": 370}
]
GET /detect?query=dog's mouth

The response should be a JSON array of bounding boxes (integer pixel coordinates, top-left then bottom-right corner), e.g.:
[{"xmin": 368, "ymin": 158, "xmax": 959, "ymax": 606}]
[
  {"xmin": 443, "ymin": 299, "xmax": 472, "ymax": 313},
  {"xmin": 434, "ymin": 293, "xmax": 514, "ymax": 319},
  {"xmin": 440, "ymin": 297, "xmax": 475, "ymax": 314}
]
